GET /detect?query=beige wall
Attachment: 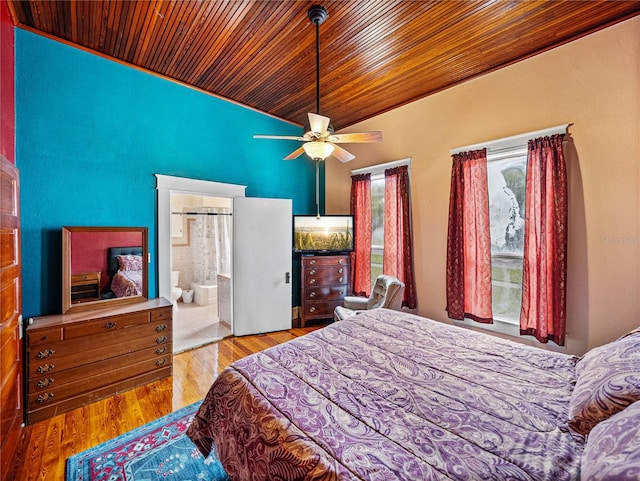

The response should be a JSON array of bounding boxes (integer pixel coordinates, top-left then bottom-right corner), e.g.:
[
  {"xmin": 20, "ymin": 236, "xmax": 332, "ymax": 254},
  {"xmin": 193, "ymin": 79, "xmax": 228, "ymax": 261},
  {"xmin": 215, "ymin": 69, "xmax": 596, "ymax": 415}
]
[{"xmin": 325, "ymin": 17, "xmax": 640, "ymax": 356}]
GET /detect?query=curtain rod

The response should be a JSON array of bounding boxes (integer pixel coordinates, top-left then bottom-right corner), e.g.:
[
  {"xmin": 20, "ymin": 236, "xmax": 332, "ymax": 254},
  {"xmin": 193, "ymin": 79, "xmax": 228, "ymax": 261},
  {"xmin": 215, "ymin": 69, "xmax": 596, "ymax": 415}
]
[
  {"xmin": 351, "ymin": 157, "xmax": 412, "ymax": 176},
  {"xmin": 449, "ymin": 124, "xmax": 570, "ymax": 156}
]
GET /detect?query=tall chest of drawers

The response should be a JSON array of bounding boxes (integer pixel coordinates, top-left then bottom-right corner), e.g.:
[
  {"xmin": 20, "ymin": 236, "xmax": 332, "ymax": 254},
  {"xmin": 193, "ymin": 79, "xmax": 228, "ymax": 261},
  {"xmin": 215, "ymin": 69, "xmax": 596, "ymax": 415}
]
[
  {"xmin": 25, "ymin": 298, "xmax": 173, "ymax": 424},
  {"xmin": 300, "ymin": 254, "xmax": 350, "ymax": 327}
]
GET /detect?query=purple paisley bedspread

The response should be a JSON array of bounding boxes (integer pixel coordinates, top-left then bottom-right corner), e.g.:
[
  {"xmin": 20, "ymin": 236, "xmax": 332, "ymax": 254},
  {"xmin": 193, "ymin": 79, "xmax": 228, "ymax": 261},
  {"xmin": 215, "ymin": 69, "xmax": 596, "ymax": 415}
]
[
  {"xmin": 187, "ymin": 309, "xmax": 584, "ymax": 481},
  {"xmin": 110, "ymin": 270, "xmax": 142, "ymax": 297}
]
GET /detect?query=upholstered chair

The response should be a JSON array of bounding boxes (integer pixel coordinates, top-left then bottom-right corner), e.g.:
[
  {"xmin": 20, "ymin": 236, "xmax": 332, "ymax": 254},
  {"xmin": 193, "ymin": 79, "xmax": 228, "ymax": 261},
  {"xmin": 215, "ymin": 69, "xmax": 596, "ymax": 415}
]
[{"xmin": 334, "ymin": 275, "xmax": 405, "ymax": 321}]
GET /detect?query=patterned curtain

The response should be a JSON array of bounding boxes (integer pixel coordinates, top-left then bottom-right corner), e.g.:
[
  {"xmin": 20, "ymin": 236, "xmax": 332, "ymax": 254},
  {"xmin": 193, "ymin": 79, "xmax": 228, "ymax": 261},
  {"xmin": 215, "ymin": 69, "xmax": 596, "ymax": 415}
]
[
  {"xmin": 520, "ymin": 134, "xmax": 568, "ymax": 345},
  {"xmin": 192, "ymin": 207, "xmax": 232, "ymax": 284},
  {"xmin": 383, "ymin": 165, "xmax": 417, "ymax": 309},
  {"xmin": 446, "ymin": 149, "xmax": 493, "ymax": 323},
  {"xmin": 350, "ymin": 173, "xmax": 372, "ymax": 296}
]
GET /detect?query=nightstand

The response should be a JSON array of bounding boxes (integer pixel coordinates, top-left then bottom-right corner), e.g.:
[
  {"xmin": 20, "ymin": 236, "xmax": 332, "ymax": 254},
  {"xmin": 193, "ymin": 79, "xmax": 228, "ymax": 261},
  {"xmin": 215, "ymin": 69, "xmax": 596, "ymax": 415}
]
[{"xmin": 70, "ymin": 271, "xmax": 101, "ymax": 303}]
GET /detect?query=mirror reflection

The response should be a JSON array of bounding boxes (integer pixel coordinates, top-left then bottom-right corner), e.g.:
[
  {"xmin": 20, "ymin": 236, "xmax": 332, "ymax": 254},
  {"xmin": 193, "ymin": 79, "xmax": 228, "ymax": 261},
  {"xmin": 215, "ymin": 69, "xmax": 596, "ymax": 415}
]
[{"xmin": 62, "ymin": 227, "xmax": 148, "ymax": 313}]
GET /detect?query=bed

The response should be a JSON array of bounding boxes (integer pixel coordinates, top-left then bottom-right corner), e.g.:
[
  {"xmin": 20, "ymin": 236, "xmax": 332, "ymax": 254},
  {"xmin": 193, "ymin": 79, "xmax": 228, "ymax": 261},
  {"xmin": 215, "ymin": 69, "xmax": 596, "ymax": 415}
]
[
  {"xmin": 104, "ymin": 246, "xmax": 143, "ymax": 298},
  {"xmin": 187, "ymin": 308, "xmax": 640, "ymax": 481}
]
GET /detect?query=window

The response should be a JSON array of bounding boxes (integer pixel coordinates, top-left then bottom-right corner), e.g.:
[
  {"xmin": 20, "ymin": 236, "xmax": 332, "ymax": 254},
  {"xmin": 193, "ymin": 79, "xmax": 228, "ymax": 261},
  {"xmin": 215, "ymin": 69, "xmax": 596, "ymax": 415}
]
[
  {"xmin": 350, "ymin": 158, "xmax": 413, "ymax": 296},
  {"xmin": 487, "ymin": 153, "xmax": 526, "ymax": 324},
  {"xmin": 448, "ymin": 124, "xmax": 568, "ymax": 344},
  {"xmin": 351, "ymin": 158, "xmax": 417, "ymax": 309},
  {"xmin": 370, "ymin": 174, "xmax": 385, "ymax": 286}
]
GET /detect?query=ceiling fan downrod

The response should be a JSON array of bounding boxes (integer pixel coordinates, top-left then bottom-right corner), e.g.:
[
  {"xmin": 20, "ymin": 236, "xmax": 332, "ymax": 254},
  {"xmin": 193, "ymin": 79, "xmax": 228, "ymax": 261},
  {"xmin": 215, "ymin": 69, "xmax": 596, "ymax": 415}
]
[{"xmin": 308, "ymin": 6, "xmax": 327, "ymax": 115}]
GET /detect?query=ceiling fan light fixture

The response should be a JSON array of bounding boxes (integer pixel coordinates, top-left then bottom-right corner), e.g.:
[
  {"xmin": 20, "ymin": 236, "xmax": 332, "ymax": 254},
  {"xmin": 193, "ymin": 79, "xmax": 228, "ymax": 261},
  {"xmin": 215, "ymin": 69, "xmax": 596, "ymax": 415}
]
[{"xmin": 303, "ymin": 141, "xmax": 334, "ymax": 160}]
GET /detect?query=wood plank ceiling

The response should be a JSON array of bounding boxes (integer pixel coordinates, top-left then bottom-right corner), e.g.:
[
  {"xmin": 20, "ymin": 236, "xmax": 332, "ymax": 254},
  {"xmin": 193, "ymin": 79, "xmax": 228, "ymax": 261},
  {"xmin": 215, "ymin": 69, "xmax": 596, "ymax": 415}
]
[{"xmin": 7, "ymin": 0, "xmax": 640, "ymax": 130}]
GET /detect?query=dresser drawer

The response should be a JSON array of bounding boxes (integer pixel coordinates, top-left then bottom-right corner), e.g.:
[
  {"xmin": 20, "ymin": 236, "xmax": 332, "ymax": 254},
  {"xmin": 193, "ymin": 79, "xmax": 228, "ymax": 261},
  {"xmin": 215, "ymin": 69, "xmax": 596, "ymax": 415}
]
[
  {"xmin": 64, "ymin": 311, "xmax": 150, "ymax": 339},
  {"xmin": 305, "ymin": 285, "xmax": 348, "ymax": 301},
  {"xmin": 303, "ymin": 300, "xmax": 343, "ymax": 318},
  {"xmin": 304, "ymin": 267, "xmax": 348, "ymax": 286},
  {"xmin": 27, "ymin": 327, "xmax": 63, "ymax": 347},
  {"xmin": 151, "ymin": 307, "xmax": 172, "ymax": 323},
  {"xmin": 302, "ymin": 255, "xmax": 349, "ymax": 267}
]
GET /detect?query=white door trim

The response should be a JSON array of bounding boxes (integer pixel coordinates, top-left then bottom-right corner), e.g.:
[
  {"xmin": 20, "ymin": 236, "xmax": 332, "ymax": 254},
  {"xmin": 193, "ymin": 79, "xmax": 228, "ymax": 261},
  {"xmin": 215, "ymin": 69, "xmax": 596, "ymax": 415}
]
[{"xmin": 155, "ymin": 174, "xmax": 246, "ymax": 306}]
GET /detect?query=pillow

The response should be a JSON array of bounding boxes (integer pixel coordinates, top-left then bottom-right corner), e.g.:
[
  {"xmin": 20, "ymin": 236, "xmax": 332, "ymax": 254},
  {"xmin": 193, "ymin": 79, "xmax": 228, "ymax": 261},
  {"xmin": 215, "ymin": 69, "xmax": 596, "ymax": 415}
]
[
  {"xmin": 581, "ymin": 400, "xmax": 640, "ymax": 481},
  {"xmin": 568, "ymin": 330, "xmax": 640, "ymax": 435},
  {"xmin": 117, "ymin": 254, "xmax": 142, "ymax": 272}
]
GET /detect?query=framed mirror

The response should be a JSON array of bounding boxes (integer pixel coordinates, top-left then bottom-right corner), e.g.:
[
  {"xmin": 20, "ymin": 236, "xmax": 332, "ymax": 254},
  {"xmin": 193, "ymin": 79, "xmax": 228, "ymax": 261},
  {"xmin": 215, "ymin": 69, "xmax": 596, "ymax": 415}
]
[{"xmin": 62, "ymin": 226, "xmax": 148, "ymax": 313}]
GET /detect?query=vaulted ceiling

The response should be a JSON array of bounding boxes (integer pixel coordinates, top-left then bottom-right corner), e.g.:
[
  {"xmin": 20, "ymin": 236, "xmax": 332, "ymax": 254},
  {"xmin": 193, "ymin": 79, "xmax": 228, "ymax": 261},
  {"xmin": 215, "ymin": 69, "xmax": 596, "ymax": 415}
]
[{"xmin": 7, "ymin": 1, "xmax": 640, "ymax": 130}]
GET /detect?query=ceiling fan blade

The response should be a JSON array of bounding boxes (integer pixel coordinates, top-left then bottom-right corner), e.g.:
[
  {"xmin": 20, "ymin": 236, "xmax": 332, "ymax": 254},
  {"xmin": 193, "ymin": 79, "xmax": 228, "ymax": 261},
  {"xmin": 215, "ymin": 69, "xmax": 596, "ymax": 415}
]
[
  {"xmin": 308, "ymin": 112, "xmax": 331, "ymax": 134},
  {"xmin": 332, "ymin": 145, "xmax": 356, "ymax": 163},
  {"xmin": 254, "ymin": 134, "xmax": 305, "ymax": 141},
  {"xmin": 284, "ymin": 146, "xmax": 306, "ymax": 160},
  {"xmin": 329, "ymin": 131, "xmax": 383, "ymax": 143}
]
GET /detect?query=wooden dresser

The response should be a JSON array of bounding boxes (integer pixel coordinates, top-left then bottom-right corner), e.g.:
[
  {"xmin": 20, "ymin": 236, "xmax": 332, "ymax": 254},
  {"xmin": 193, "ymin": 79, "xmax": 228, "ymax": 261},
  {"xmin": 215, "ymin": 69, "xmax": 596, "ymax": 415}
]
[
  {"xmin": 300, "ymin": 254, "xmax": 350, "ymax": 327},
  {"xmin": 25, "ymin": 297, "xmax": 172, "ymax": 424}
]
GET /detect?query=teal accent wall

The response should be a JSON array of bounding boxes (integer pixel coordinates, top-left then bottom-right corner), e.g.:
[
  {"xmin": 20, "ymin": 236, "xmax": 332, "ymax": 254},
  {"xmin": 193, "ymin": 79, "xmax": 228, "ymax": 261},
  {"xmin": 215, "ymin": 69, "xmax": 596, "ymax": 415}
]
[{"xmin": 16, "ymin": 30, "xmax": 321, "ymax": 318}]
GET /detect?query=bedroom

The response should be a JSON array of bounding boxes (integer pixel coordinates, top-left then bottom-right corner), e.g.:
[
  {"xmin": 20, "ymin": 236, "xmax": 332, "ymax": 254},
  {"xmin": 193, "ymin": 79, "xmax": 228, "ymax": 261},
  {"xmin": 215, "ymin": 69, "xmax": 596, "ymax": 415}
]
[{"xmin": 1, "ymin": 1, "xmax": 639, "ymax": 479}]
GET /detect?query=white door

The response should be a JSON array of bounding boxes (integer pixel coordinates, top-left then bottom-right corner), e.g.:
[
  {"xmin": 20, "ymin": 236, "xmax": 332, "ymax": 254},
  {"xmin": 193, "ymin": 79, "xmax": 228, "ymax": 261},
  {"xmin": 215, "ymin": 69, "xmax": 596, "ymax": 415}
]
[{"xmin": 233, "ymin": 197, "xmax": 292, "ymax": 336}]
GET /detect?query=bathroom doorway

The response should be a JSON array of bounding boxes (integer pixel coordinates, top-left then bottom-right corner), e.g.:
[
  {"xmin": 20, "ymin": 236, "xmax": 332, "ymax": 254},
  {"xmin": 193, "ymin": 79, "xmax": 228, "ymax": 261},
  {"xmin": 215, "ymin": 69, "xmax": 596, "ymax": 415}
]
[{"xmin": 170, "ymin": 192, "xmax": 233, "ymax": 352}]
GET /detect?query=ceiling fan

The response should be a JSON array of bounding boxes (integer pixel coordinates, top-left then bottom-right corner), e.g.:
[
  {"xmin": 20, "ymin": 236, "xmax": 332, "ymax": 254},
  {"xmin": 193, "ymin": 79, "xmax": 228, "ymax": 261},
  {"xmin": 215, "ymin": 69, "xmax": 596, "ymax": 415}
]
[{"xmin": 253, "ymin": 5, "xmax": 382, "ymax": 164}]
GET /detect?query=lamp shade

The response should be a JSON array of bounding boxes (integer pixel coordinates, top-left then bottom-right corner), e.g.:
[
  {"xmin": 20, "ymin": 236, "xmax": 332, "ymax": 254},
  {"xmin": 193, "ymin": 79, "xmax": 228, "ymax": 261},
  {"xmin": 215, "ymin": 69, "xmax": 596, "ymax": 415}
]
[{"xmin": 303, "ymin": 141, "xmax": 335, "ymax": 160}]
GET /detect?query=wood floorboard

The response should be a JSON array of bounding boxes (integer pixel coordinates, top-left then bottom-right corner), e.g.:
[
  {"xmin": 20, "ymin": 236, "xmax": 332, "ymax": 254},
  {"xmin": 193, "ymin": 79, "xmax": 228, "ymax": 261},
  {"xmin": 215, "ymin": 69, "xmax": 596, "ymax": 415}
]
[{"xmin": 7, "ymin": 325, "xmax": 322, "ymax": 481}]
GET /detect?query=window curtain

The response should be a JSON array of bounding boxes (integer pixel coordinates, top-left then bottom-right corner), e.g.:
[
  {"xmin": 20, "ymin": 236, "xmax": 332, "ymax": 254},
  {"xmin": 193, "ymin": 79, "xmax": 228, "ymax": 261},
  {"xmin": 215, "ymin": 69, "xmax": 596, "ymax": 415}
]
[
  {"xmin": 520, "ymin": 134, "xmax": 567, "ymax": 345},
  {"xmin": 446, "ymin": 149, "xmax": 493, "ymax": 323},
  {"xmin": 383, "ymin": 165, "xmax": 417, "ymax": 309},
  {"xmin": 350, "ymin": 173, "xmax": 372, "ymax": 297}
]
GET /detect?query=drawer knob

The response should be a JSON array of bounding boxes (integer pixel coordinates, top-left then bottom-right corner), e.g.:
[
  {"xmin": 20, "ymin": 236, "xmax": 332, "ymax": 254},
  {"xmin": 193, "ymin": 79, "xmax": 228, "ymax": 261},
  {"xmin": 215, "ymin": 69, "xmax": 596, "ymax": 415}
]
[
  {"xmin": 37, "ymin": 349, "xmax": 55, "ymax": 359},
  {"xmin": 37, "ymin": 393, "xmax": 54, "ymax": 403},
  {"xmin": 156, "ymin": 324, "xmax": 168, "ymax": 332},
  {"xmin": 156, "ymin": 347, "xmax": 167, "ymax": 355},
  {"xmin": 338, "ymin": 277, "xmax": 343, "ymax": 283},
  {"xmin": 309, "ymin": 279, "xmax": 316, "ymax": 284},
  {"xmin": 37, "ymin": 364, "xmax": 54, "ymax": 374},
  {"xmin": 309, "ymin": 307, "xmax": 316, "ymax": 313},
  {"xmin": 339, "ymin": 258, "xmax": 344, "ymax": 264},
  {"xmin": 156, "ymin": 336, "xmax": 168, "ymax": 344},
  {"xmin": 309, "ymin": 269, "xmax": 316, "ymax": 275},
  {"xmin": 338, "ymin": 268, "xmax": 343, "ymax": 273},
  {"xmin": 309, "ymin": 292, "xmax": 316, "ymax": 298},
  {"xmin": 156, "ymin": 358, "xmax": 167, "ymax": 367},
  {"xmin": 37, "ymin": 378, "xmax": 54, "ymax": 389},
  {"xmin": 309, "ymin": 260, "xmax": 316, "ymax": 265},
  {"xmin": 104, "ymin": 322, "xmax": 117, "ymax": 329}
]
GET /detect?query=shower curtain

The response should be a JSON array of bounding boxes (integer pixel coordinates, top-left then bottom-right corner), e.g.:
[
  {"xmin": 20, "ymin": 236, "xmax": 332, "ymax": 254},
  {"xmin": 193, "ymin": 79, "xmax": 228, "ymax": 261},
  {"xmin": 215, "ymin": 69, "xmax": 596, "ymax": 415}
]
[{"xmin": 192, "ymin": 207, "xmax": 231, "ymax": 285}]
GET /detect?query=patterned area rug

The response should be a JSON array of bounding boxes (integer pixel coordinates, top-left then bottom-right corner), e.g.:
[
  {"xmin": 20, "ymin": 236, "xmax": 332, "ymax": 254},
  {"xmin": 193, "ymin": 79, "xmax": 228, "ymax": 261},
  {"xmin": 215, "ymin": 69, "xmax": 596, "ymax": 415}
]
[{"xmin": 66, "ymin": 402, "xmax": 229, "ymax": 481}]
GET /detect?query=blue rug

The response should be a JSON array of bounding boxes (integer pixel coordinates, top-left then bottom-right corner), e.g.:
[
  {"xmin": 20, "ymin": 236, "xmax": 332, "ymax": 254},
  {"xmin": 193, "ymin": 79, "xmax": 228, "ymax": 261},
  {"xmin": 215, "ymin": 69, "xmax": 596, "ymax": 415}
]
[{"xmin": 66, "ymin": 402, "xmax": 229, "ymax": 481}]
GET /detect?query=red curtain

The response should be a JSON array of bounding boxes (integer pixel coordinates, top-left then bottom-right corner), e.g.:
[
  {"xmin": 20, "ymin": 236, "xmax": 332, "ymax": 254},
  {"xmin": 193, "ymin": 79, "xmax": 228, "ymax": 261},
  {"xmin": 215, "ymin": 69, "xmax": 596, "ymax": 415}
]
[
  {"xmin": 446, "ymin": 149, "xmax": 493, "ymax": 323},
  {"xmin": 520, "ymin": 134, "xmax": 567, "ymax": 345},
  {"xmin": 350, "ymin": 173, "xmax": 371, "ymax": 296},
  {"xmin": 383, "ymin": 166, "xmax": 417, "ymax": 309}
]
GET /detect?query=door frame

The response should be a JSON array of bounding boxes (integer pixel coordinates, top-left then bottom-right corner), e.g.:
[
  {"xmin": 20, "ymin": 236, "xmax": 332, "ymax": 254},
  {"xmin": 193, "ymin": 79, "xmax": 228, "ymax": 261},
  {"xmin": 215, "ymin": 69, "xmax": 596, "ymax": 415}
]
[{"xmin": 155, "ymin": 175, "xmax": 246, "ymax": 323}]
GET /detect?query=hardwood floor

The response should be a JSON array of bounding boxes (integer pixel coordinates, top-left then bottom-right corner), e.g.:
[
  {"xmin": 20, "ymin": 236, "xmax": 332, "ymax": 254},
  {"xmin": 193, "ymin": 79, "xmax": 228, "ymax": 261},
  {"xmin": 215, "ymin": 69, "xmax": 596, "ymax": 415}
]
[{"xmin": 7, "ymin": 325, "xmax": 322, "ymax": 481}]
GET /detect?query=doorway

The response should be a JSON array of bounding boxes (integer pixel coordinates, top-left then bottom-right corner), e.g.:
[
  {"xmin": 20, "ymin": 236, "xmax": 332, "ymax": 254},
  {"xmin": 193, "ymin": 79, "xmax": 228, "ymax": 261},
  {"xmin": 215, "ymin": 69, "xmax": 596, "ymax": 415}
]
[
  {"xmin": 156, "ymin": 174, "xmax": 294, "ymax": 347},
  {"xmin": 156, "ymin": 175, "xmax": 246, "ymax": 353},
  {"xmin": 170, "ymin": 193, "xmax": 233, "ymax": 352}
]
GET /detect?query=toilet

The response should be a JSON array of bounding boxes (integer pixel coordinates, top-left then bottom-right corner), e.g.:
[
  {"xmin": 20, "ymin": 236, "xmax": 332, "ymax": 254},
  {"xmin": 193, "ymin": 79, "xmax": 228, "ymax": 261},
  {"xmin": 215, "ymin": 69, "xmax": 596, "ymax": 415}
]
[{"xmin": 170, "ymin": 271, "xmax": 182, "ymax": 306}]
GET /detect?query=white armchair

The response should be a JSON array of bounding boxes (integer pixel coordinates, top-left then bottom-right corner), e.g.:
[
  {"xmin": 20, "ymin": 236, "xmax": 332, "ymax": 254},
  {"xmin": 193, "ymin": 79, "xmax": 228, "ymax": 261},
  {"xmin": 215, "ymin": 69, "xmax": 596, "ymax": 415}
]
[{"xmin": 334, "ymin": 275, "xmax": 405, "ymax": 321}]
